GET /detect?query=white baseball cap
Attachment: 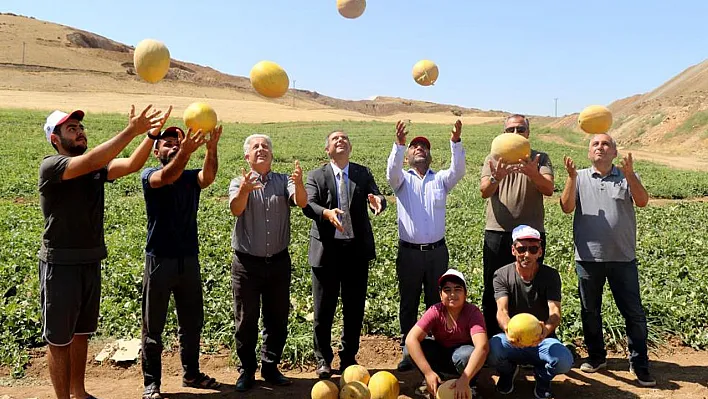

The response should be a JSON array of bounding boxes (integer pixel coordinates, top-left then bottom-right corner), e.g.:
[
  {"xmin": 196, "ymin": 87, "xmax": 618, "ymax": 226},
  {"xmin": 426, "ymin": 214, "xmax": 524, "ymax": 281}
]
[
  {"xmin": 438, "ymin": 269, "xmax": 467, "ymax": 289},
  {"xmin": 44, "ymin": 110, "xmax": 84, "ymax": 143},
  {"xmin": 512, "ymin": 225, "xmax": 542, "ymax": 242}
]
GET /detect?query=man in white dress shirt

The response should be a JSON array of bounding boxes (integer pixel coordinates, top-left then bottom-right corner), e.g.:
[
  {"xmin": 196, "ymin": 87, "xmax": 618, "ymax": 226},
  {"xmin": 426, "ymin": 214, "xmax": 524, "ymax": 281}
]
[{"xmin": 386, "ymin": 119, "xmax": 466, "ymax": 371}]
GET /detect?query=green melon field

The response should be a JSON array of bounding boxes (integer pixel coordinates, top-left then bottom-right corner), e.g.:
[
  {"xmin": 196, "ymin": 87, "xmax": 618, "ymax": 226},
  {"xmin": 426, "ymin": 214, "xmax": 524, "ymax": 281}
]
[{"xmin": 1, "ymin": 109, "xmax": 707, "ymax": 377}]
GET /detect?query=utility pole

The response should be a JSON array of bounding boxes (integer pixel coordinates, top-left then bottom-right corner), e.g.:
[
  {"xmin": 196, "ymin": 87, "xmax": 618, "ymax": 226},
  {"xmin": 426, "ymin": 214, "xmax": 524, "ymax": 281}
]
[
  {"xmin": 22, "ymin": 42, "xmax": 26, "ymax": 64},
  {"xmin": 554, "ymin": 98, "xmax": 558, "ymax": 117}
]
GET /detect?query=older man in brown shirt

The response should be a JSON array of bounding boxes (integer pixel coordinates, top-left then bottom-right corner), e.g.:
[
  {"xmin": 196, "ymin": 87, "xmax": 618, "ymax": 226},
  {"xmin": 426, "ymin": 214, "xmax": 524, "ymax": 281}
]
[
  {"xmin": 479, "ymin": 114, "xmax": 554, "ymax": 336},
  {"xmin": 228, "ymin": 134, "xmax": 306, "ymax": 391}
]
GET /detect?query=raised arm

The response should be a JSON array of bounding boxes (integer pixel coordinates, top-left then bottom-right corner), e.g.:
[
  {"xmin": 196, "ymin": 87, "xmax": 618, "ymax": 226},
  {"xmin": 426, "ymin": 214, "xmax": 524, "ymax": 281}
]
[
  {"xmin": 619, "ymin": 153, "xmax": 649, "ymax": 207},
  {"xmin": 517, "ymin": 153, "xmax": 554, "ymax": 196},
  {"xmin": 62, "ymin": 105, "xmax": 164, "ymax": 181},
  {"xmin": 198, "ymin": 125, "xmax": 221, "ymax": 189},
  {"xmin": 290, "ymin": 160, "xmax": 307, "ymax": 208},
  {"xmin": 439, "ymin": 120, "xmax": 466, "ymax": 191},
  {"xmin": 229, "ymin": 169, "xmax": 263, "ymax": 217},
  {"xmin": 559, "ymin": 156, "xmax": 578, "ymax": 213},
  {"xmin": 149, "ymin": 129, "xmax": 206, "ymax": 189},
  {"xmin": 386, "ymin": 120, "xmax": 408, "ymax": 192},
  {"xmin": 107, "ymin": 106, "xmax": 172, "ymax": 181}
]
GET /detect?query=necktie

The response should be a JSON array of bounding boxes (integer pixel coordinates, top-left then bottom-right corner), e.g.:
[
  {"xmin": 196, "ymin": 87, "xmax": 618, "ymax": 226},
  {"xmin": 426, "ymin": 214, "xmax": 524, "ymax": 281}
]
[{"xmin": 338, "ymin": 171, "xmax": 354, "ymax": 239}]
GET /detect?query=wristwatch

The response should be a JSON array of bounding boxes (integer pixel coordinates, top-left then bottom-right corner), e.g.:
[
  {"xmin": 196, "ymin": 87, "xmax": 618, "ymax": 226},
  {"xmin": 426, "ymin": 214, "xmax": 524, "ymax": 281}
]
[{"xmin": 489, "ymin": 176, "xmax": 498, "ymax": 184}]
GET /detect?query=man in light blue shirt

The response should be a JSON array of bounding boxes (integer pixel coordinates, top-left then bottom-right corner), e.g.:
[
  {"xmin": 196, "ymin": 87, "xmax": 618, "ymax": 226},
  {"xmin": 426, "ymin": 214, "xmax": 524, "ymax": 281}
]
[{"xmin": 386, "ymin": 119, "xmax": 466, "ymax": 371}]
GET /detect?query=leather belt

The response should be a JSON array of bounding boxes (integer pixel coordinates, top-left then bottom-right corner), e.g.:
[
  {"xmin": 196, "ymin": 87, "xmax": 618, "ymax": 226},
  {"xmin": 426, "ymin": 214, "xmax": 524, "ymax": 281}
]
[{"xmin": 399, "ymin": 238, "xmax": 446, "ymax": 252}]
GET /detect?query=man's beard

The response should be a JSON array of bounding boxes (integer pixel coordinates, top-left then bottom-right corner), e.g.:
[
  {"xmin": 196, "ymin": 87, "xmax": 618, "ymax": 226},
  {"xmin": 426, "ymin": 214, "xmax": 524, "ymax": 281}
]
[
  {"xmin": 60, "ymin": 137, "xmax": 87, "ymax": 156},
  {"xmin": 159, "ymin": 152, "xmax": 177, "ymax": 166},
  {"xmin": 408, "ymin": 154, "xmax": 431, "ymax": 169}
]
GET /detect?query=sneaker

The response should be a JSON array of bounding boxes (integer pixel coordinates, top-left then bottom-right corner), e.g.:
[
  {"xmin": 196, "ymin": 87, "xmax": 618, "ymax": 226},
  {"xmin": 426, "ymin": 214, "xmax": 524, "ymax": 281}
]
[
  {"xmin": 496, "ymin": 365, "xmax": 519, "ymax": 395},
  {"xmin": 630, "ymin": 365, "xmax": 657, "ymax": 387},
  {"xmin": 579, "ymin": 358, "xmax": 607, "ymax": 373},
  {"xmin": 534, "ymin": 380, "xmax": 553, "ymax": 398},
  {"xmin": 397, "ymin": 354, "xmax": 414, "ymax": 372}
]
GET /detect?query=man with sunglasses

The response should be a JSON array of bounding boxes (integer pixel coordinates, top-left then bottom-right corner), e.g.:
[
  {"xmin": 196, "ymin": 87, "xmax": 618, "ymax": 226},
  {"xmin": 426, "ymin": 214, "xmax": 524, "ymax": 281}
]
[
  {"xmin": 140, "ymin": 125, "xmax": 222, "ymax": 399},
  {"xmin": 487, "ymin": 225, "xmax": 573, "ymax": 399},
  {"xmin": 479, "ymin": 114, "xmax": 555, "ymax": 337},
  {"xmin": 387, "ymin": 119, "xmax": 466, "ymax": 371},
  {"xmin": 560, "ymin": 134, "xmax": 655, "ymax": 387}
]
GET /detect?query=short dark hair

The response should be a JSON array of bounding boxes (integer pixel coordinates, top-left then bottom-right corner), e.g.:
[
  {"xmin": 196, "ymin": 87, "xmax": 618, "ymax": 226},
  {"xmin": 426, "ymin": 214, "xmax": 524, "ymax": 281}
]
[
  {"xmin": 325, "ymin": 129, "xmax": 346, "ymax": 148},
  {"xmin": 50, "ymin": 124, "xmax": 62, "ymax": 152},
  {"xmin": 505, "ymin": 114, "xmax": 530, "ymax": 127}
]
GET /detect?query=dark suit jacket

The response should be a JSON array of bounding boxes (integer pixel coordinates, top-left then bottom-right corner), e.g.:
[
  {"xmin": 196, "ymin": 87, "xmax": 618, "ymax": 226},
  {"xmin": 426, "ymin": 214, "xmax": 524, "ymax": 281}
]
[{"xmin": 303, "ymin": 162, "xmax": 387, "ymax": 267}]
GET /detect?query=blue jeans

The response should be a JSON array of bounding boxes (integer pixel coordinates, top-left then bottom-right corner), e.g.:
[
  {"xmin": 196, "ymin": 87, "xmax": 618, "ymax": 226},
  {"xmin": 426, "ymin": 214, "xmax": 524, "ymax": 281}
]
[
  {"xmin": 416, "ymin": 340, "xmax": 478, "ymax": 383},
  {"xmin": 487, "ymin": 334, "xmax": 573, "ymax": 386},
  {"xmin": 576, "ymin": 260, "xmax": 649, "ymax": 369}
]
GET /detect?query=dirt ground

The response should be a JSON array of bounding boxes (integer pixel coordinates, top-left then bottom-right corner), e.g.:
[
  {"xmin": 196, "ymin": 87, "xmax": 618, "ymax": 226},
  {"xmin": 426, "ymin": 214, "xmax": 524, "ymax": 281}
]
[{"xmin": 1, "ymin": 336, "xmax": 706, "ymax": 399}]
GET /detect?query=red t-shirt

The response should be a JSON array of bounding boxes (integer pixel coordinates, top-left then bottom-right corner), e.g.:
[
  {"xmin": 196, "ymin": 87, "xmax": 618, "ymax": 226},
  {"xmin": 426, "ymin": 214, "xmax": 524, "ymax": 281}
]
[{"xmin": 415, "ymin": 302, "xmax": 486, "ymax": 348}]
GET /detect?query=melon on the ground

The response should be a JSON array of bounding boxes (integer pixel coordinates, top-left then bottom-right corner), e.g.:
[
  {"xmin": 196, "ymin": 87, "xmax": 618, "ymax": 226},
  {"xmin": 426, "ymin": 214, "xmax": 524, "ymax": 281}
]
[
  {"xmin": 435, "ymin": 379, "xmax": 471, "ymax": 399},
  {"xmin": 340, "ymin": 380, "xmax": 371, "ymax": 399},
  {"xmin": 368, "ymin": 371, "xmax": 399, "ymax": 399},
  {"xmin": 412, "ymin": 60, "xmax": 439, "ymax": 86},
  {"xmin": 312, "ymin": 380, "xmax": 339, "ymax": 399},
  {"xmin": 507, "ymin": 313, "xmax": 542, "ymax": 347},
  {"xmin": 133, "ymin": 39, "xmax": 170, "ymax": 84},
  {"xmin": 578, "ymin": 105, "xmax": 613, "ymax": 134},
  {"xmin": 340, "ymin": 365, "xmax": 370, "ymax": 388},
  {"xmin": 183, "ymin": 102, "xmax": 217, "ymax": 133},
  {"xmin": 490, "ymin": 133, "xmax": 531, "ymax": 163},
  {"xmin": 337, "ymin": 0, "xmax": 366, "ymax": 19},
  {"xmin": 250, "ymin": 61, "xmax": 290, "ymax": 98}
]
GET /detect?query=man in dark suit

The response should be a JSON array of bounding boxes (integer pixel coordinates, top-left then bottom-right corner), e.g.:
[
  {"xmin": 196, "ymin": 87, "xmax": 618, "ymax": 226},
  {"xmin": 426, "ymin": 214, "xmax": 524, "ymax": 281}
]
[{"xmin": 303, "ymin": 130, "xmax": 387, "ymax": 379}]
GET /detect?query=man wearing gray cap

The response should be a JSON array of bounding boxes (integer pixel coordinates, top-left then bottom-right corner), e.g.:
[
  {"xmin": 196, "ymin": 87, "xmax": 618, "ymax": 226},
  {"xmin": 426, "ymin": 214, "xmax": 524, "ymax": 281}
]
[{"xmin": 38, "ymin": 105, "xmax": 169, "ymax": 399}]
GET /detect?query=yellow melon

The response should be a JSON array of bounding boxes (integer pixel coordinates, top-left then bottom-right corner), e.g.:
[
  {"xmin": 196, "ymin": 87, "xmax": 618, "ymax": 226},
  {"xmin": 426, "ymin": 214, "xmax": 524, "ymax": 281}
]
[
  {"xmin": 250, "ymin": 60, "xmax": 290, "ymax": 98},
  {"xmin": 490, "ymin": 133, "xmax": 531, "ymax": 163},
  {"xmin": 412, "ymin": 60, "xmax": 439, "ymax": 86},
  {"xmin": 507, "ymin": 313, "xmax": 543, "ymax": 347},
  {"xmin": 133, "ymin": 39, "xmax": 170, "ymax": 83},
  {"xmin": 578, "ymin": 105, "xmax": 613, "ymax": 134},
  {"xmin": 435, "ymin": 380, "xmax": 471, "ymax": 399},
  {"xmin": 340, "ymin": 380, "xmax": 371, "ymax": 399},
  {"xmin": 337, "ymin": 0, "xmax": 366, "ymax": 19},
  {"xmin": 340, "ymin": 365, "xmax": 370, "ymax": 388},
  {"xmin": 368, "ymin": 371, "xmax": 399, "ymax": 399},
  {"xmin": 183, "ymin": 102, "xmax": 217, "ymax": 133},
  {"xmin": 312, "ymin": 380, "xmax": 339, "ymax": 399}
]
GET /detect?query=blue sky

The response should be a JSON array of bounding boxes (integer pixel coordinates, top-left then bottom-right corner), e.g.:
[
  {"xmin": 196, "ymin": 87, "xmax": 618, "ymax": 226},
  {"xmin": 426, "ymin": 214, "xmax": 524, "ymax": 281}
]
[{"xmin": 4, "ymin": 0, "xmax": 707, "ymax": 116}]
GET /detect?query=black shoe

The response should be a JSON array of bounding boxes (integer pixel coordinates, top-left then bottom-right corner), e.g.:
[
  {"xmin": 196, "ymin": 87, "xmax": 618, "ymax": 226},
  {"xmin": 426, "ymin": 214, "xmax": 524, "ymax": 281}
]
[
  {"xmin": 534, "ymin": 380, "xmax": 553, "ymax": 399},
  {"xmin": 261, "ymin": 366, "xmax": 292, "ymax": 386},
  {"xmin": 235, "ymin": 370, "xmax": 255, "ymax": 392},
  {"xmin": 630, "ymin": 365, "xmax": 657, "ymax": 387},
  {"xmin": 579, "ymin": 358, "xmax": 607, "ymax": 373},
  {"xmin": 316, "ymin": 363, "xmax": 332, "ymax": 380},
  {"xmin": 496, "ymin": 365, "xmax": 519, "ymax": 395},
  {"xmin": 397, "ymin": 355, "xmax": 414, "ymax": 372}
]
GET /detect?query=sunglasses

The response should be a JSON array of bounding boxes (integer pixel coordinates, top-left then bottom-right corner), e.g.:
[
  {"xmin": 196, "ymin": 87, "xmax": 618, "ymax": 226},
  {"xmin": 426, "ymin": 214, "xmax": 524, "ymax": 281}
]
[
  {"xmin": 514, "ymin": 245, "xmax": 540, "ymax": 255},
  {"xmin": 505, "ymin": 126, "xmax": 527, "ymax": 133}
]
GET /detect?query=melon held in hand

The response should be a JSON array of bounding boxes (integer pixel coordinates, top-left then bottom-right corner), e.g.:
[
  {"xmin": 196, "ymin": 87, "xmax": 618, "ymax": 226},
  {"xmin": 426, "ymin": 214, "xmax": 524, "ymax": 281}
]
[{"xmin": 507, "ymin": 313, "xmax": 543, "ymax": 347}]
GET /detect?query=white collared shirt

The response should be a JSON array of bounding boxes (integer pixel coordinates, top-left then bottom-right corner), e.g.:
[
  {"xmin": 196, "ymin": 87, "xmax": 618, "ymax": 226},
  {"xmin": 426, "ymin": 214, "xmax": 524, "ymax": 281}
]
[
  {"xmin": 386, "ymin": 141, "xmax": 465, "ymax": 244},
  {"xmin": 330, "ymin": 161, "xmax": 351, "ymax": 240}
]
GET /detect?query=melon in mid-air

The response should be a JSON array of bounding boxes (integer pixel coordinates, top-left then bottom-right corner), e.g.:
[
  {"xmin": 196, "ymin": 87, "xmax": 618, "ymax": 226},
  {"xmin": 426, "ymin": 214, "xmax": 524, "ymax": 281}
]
[
  {"xmin": 133, "ymin": 39, "xmax": 170, "ymax": 83},
  {"xmin": 435, "ymin": 380, "xmax": 471, "ymax": 399},
  {"xmin": 337, "ymin": 0, "xmax": 366, "ymax": 19},
  {"xmin": 367, "ymin": 371, "xmax": 399, "ymax": 399},
  {"xmin": 183, "ymin": 102, "xmax": 217, "ymax": 133},
  {"xmin": 412, "ymin": 60, "xmax": 439, "ymax": 86},
  {"xmin": 311, "ymin": 380, "xmax": 339, "ymax": 399},
  {"xmin": 490, "ymin": 133, "xmax": 531, "ymax": 163},
  {"xmin": 578, "ymin": 105, "xmax": 613, "ymax": 134},
  {"xmin": 507, "ymin": 313, "xmax": 543, "ymax": 347},
  {"xmin": 250, "ymin": 60, "xmax": 290, "ymax": 98},
  {"xmin": 340, "ymin": 365, "xmax": 370, "ymax": 388},
  {"xmin": 340, "ymin": 381, "xmax": 371, "ymax": 399}
]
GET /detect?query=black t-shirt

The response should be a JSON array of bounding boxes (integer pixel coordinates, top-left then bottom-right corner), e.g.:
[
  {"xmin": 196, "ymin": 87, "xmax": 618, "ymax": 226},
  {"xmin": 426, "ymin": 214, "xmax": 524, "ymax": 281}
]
[
  {"xmin": 141, "ymin": 167, "xmax": 201, "ymax": 257},
  {"xmin": 493, "ymin": 263, "xmax": 562, "ymax": 327},
  {"xmin": 38, "ymin": 154, "xmax": 110, "ymax": 264}
]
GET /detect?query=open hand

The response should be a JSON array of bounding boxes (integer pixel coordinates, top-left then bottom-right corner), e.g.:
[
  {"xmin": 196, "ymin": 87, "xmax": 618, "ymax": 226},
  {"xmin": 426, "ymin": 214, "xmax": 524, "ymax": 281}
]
[
  {"xmin": 128, "ymin": 104, "xmax": 166, "ymax": 136},
  {"xmin": 239, "ymin": 169, "xmax": 263, "ymax": 193},
  {"xmin": 395, "ymin": 120, "xmax": 408, "ymax": 145},
  {"xmin": 563, "ymin": 155, "xmax": 577, "ymax": 179},
  {"xmin": 619, "ymin": 152, "xmax": 635, "ymax": 176},
  {"xmin": 367, "ymin": 193, "xmax": 383, "ymax": 215},
  {"xmin": 206, "ymin": 125, "xmax": 222, "ymax": 152},
  {"xmin": 323, "ymin": 208, "xmax": 345, "ymax": 232},
  {"xmin": 290, "ymin": 160, "xmax": 303, "ymax": 185},
  {"xmin": 180, "ymin": 129, "xmax": 207, "ymax": 155},
  {"xmin": 517, "ymin": 153, "xmax": 541, "ymax": 177},
  {"xmin": 451, "ymin": 119, "xmax": 462, "ymax": 142}
]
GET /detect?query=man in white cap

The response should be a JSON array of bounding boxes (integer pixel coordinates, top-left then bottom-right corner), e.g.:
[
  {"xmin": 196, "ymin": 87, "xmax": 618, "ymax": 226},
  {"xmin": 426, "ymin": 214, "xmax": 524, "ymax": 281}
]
[
  {"xmin": 38, "ymin": 105, "xmax": 169, "ymax": 399},
  {"xmin": 561, "ymin": 134, "xmax": 655, "ymax": 387},
  {"xmin": 387, "ymin": 119, "xmax": 466, "ymax": 371},
  {"xmin": 405, "ymin": 269, "xmax": 488, "ymax": 398},
  {"xmin": 486, "ymin": 225, "xmax": 572, "ymax": 399}
]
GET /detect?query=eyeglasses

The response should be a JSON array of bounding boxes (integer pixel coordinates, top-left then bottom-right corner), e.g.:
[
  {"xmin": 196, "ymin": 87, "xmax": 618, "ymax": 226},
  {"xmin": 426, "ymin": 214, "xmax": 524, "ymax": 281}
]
[
  {"xmin": 505, "ymin": 126, "xmax": 527, "ymax": 134},
  {"xmin": 514, "ymin": 245, "xmax": 540, "ymax": 255}
]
